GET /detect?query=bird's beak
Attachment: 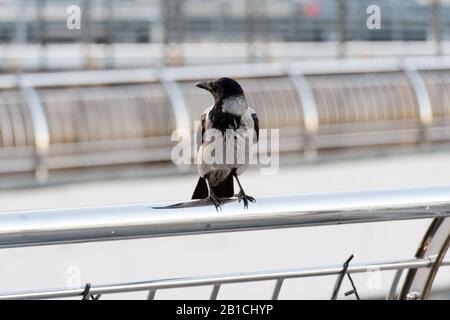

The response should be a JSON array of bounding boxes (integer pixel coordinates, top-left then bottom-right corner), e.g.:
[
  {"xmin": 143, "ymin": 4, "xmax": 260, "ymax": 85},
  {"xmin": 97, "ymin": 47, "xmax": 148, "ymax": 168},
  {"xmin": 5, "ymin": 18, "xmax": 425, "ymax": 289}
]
[{"xmin": 195, "ymin": 81, "xmax": 210, "ymax": 91}]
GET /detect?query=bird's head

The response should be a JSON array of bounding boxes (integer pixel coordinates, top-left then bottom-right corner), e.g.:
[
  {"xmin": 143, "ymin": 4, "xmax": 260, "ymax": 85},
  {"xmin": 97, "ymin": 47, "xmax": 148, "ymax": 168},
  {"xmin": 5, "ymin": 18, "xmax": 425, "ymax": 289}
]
[{"xmin": 195, "ymin": 77, "xmax": 245, "ymax": 103}]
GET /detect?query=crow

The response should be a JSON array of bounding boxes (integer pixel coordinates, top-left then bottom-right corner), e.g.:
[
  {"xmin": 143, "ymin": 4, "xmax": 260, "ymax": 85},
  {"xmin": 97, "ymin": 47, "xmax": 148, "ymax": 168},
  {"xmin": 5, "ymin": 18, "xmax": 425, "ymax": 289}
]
[{"xmin": 191, "ymin": 77, "xmax": 259, "ymax": 211}]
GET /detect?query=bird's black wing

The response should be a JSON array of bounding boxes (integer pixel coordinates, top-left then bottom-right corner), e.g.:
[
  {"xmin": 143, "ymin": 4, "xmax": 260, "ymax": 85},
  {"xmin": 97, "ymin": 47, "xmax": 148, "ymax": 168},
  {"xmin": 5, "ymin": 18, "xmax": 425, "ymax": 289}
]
[
  {"xmin": 195, "ymin": 112, "xmax": 207, "ymax": 146},
  {"xmin": 251, "ymin": 113, "xmax": 259, "ymax": 142},
  {"xmin": 192, "ymin": 108, "xmax": 235, "ymax": 200},
  {"xmin": 201, "ymin": 112, "xmax": 206, "ymax": 143}
]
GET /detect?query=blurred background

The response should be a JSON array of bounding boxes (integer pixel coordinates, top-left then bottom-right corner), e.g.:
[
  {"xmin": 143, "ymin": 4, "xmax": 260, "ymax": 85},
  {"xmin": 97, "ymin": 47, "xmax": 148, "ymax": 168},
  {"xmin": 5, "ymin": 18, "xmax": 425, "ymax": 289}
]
[
  {"xmin": 0, "ymin": 0, "xmax": 449, "ymax": 300},
  {"xmin": 0, "ymin": 0, "xmax": 450, "ymax": 69}
]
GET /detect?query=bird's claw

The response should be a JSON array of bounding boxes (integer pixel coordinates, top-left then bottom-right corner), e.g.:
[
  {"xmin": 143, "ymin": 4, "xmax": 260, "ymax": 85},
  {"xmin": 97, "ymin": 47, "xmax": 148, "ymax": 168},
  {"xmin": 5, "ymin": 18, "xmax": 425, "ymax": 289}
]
[
  {"xmin": 207, "ymin": 194, "xmax": 224, "ymax": 212},
  {"xmin": 238, "ymin": 191, "xmax": 255, "ymax": 209}
]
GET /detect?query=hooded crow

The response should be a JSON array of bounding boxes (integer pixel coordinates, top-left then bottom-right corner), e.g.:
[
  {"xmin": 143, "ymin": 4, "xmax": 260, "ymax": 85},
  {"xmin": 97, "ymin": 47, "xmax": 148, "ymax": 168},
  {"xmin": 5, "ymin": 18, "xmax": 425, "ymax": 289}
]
[{"xmin": 191, "ymin": 77, "xmax": 259, "ymax": 211}]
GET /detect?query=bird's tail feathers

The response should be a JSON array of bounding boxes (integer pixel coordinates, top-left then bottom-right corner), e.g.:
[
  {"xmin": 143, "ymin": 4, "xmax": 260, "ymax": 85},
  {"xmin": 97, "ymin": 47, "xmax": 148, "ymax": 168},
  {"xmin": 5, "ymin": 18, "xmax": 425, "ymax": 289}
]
[
  {"xmin": 191, "ymin": 174, "xmax": 234, "ymax": 200},
  {"xmin": 191, "ymin": 177, "xmax": 208, "ymax": 199}
]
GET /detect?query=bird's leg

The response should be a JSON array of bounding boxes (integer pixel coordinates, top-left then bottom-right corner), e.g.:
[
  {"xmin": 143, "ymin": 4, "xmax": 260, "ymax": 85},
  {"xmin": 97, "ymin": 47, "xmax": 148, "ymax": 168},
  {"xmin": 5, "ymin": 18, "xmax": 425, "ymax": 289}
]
[
  {"xmin": 205, "ymin": 177, "xmax": 224, "ymax": 212},
  {"xmin": 233, "ymin": 172, "xmax": 255, "ymax": 209}
]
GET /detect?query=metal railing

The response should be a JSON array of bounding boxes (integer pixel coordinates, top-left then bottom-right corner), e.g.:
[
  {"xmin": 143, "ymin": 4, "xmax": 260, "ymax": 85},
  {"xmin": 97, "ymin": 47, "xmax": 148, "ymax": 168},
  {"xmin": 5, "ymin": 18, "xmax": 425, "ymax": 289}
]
[
  {"xmin": 2, "ymin": 56, "xmax": 450, "ymax": 184},
  {"xmin": 0, "ymin": 185, "xmax": 449, "ymax": 299},
  {"xmin": 0, "ymin": 0, "xmax": 447, "ymax": 67}
]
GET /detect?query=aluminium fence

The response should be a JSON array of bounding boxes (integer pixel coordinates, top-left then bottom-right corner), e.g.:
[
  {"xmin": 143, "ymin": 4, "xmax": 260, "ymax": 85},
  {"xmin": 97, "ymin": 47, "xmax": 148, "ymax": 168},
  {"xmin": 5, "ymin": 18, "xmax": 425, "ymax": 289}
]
[
  {"xmin": 0, "ymin": 185, "xmax": 448, "ymax": 299},
  {"xmin": 1, "ymin": 57, "xmax": 450, "ymax": 183}
]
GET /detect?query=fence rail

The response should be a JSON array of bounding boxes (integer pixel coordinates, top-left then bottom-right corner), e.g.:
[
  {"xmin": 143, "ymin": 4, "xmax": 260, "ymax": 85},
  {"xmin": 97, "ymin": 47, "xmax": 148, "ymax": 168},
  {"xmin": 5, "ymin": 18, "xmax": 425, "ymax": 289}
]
[
  {"xmin": 3, "ymin": 56, "xmax": 450, "ymax": 185},
  {"xmin": 0, "ymin": 0, "xmax": 447, "ymax": 65},
  {"xmin": 0, "ymin": 256, "xmax": 448, "ymax": 300},
  {"xmin": 1, "ymin": 185, "xmax": 450, "ymax": 249},
  {"xmin": 0, "ymin": 185, "xmax": 449, "ymax": 299}
]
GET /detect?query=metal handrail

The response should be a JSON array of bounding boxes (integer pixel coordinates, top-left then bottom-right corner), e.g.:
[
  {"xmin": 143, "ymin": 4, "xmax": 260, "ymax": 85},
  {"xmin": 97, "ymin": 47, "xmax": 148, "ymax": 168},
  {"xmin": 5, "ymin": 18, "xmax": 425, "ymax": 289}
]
[
  {"xmin": 160, "ymin": 69, "xmax": 191, "ymax": 133},
  {"xmin": 0, "ymin": 56, "xmax": 450, "ymax": 183},
  {"xmin": 0, "ymin": 256, "xmax": 448, "ymax": 300},
  {"xmin": 288, "ymin": 69, "xmax": 319, "ymax": 159},
  {"xmin": 1, "ymin": 56, "xmax": 450, "ymax": 89},
  {"xmin": 403, "ymin": 64, "xmax": 433, "ymax": 142},
  {"xmin": 18, "ymin": 76, "xmax": 50, "ymax": 182},
  {"xmin": 0, "ymin": 185, "xmax": 450, "ymax": 249},
  {"xmin": 0, "ymin": 185, "xmax": 449, "ymax": 299}
]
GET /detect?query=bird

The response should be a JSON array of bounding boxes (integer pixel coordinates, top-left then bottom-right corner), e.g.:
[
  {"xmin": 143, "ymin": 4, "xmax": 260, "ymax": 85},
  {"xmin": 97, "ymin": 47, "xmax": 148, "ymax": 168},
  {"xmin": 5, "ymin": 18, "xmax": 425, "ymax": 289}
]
[{"xmin": 191, "ymin": 77, "xmax": 259, "ymax": 211}]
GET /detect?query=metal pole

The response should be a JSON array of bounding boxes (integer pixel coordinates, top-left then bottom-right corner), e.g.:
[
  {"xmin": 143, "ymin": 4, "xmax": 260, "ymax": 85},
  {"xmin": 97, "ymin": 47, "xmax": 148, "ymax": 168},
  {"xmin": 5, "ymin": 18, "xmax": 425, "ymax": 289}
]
[
  {"xmin": 162, "ymin": 0, "xmax": 171, "ymax": 65},
  {"xmin": 104, "ymin": 0, "xmax": 115, "ymax": 69},
  {"xmin": 337, "ymin": 0, "xmax": 347, "ymax": 58},
  {"xmin": 288, "ymin": 69, "xmax": 319, "ymax": 160},
  {"xmin": 400, "ymin": 217, "xmax": 450, "ymax": 299},
  {"xmin": 159, "ymin": 70, "xmax": 191, "ymax": 132},
  {"xmin": 331, "ymin": 254, "xmax": 354, "ymax": 299},
  {"xmin": 147, "ymin": 289, "xmax": 157, "ymax": 300},
  {"xmin": 19, "ymin": 77, "xmax": 50, "ymax": 183},
  {"xmin": 15, "ymin": 0, "xmax": 28, "ymax": 44},
  {"xmin": 271, "ymin": 279, "xmax": 284, "ymax": 300},
  {"xmin": 403, "ymin": 65, "xmax": 433, "ymax": 144},
  {"xmin": 162, "ymin": 0, "xmax": 183, "ymax": 65},
  {"xmin": 38, "ymin": 0, "xmax": 47, "ymax": 70},
  {"xmin": 432, "ymin": 0, "xmax": 442, "ymax": 55},
  {"xmin": 82, "ymin": 0, "xmax": 92, "ymax": 69},
  {"xmin": 210, "ymin": 284, "xmax": 221, "ymax": 300},
  {"xmin": 0, "ymin": 257, "xmax": 448, "ymax": 300},
  {"xmin": 246, "ymin": 0, "xmax": 256, "ymax": 62},
  {"xmin": 0, "ymin": 186, "xmax": 449, "ymax": 248},
  {"xmin": 386, "ymin": 269, "xmax": 403, "ymax": 300}
]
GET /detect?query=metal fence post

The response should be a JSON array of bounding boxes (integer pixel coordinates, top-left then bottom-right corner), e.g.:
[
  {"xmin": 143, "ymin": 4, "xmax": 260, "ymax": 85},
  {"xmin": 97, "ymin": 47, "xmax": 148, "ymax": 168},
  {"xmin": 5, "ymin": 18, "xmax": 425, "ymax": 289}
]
[
  {"xmin": 82, "ymin": 0, "xmax": 92, "ymax": 69},
  {"xmin": 38, "ymin": 0, "xmax": 47, "ymax": 70},
  {"xmin": 104, "ymin": 0, "xmax": 115, "ymax": 69},
  {"xmin": 246, "ymin": 0, "xmax": 256, "ymax": 63},
  {"xmin": 403, "ymin": 64, "xmax": 433, "ymax": 144},
  {"xmin": 432, "ymin": 0, "xmax": 443, "ymax": 55},
  {"xmin": 337, "ymin": 0, "xmax": 347, "ymax": 58},
  {"xmin": 15, "ymin": 0, "xmax": 28, "ymax": 44},
  {"xmin": 19, "ymin": 76, "xmax": 50, "ymax": 183},
  {"xmin": 288, "ymin": 66, "xmax": 319, "ymax": 161}
]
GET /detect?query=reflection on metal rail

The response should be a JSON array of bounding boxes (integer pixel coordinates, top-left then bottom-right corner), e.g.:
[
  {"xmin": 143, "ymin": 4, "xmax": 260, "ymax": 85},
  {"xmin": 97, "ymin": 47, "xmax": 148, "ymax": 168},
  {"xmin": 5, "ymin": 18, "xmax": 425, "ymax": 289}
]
[{"xmin": 0, "ymin": 185, "xmax": 449, "ymax": 299}]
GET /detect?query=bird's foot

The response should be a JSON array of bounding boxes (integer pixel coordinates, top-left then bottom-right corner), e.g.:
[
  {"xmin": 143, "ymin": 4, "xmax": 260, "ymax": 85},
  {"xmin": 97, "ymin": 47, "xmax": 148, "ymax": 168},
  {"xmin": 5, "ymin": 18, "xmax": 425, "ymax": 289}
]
[
  {"xmin": 207, "ymin": 194, "xmax": 224, "ymax": 212},
  {"xmin": 237, "ymin": 191, "xmax": 256, "ymax": 209}
]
